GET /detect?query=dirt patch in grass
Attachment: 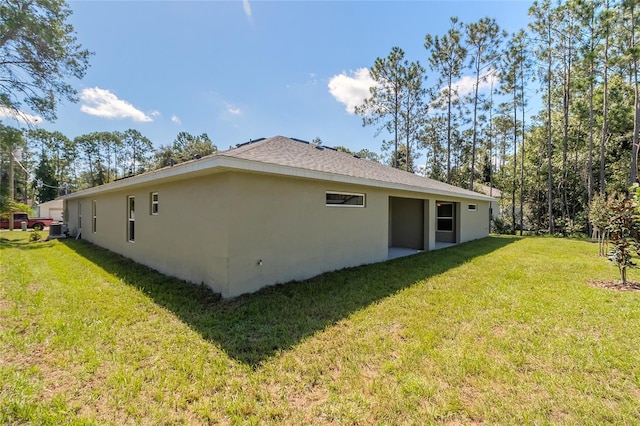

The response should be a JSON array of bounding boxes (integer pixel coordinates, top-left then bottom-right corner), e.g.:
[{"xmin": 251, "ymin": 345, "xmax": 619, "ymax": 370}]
[{"xmin": 588, "ymin": 280, "xmax": 640, "ymax": 292}]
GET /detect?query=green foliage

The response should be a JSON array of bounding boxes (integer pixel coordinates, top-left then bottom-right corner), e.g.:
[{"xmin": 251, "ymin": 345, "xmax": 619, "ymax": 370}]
[
  {"xmin": 605, "ymin": 192, "xmax": 640, "ymax": 284},
  {"xmin": 0, "ymin": 201, "xmax": 34, "ymax": 217},
  {"xmin": 154, "ymin": 132, "xmax": 217, "ymax": 168},
  {"xmin": 32, "ymin": 154, "xmax": 59, "ymax": 202},
  {"xmin": 0, "ymin": 0, "xmax": 91, "ymax": 121},
  {"xmin": 28, "ymin": 229, "xmax": 41, "ymax": 242},
  {"xmin": 356, "ymin": 46, "xmax": 408, "ymax": 169}
]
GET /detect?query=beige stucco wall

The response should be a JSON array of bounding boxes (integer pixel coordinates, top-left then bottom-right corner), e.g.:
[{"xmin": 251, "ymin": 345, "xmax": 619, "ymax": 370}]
[
  {"xmin": 223, "ymin": 173, "xmax": 389, "ymax": 297},
  {"xmin": 64, "ymin": 171, "xmax": 490, "ymax": 298},
  {"xmin": 458, "ymin": 199, "xmax": 491, "ymax": 242},
  {"xmin": 65, "ymin": 173, "xmax": 231, "ymax": 294}
]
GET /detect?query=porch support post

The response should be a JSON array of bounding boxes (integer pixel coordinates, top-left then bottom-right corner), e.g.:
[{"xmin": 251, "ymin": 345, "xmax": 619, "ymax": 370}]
[{"xmin": 424, "ymin": 199, "xmax": 436, "ymax": 251}]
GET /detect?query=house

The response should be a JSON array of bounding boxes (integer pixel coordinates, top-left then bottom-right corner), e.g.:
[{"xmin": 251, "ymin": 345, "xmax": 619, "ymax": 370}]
[
  {"xmin": 475, "ymin": 184, "xmax": 502, "ymax": 220},
  {"xmin": 35, "ymin": 198, "xmax": 64, "ymax": 222},
  {"xmin": 63, "ymin": 136, "xmax": 494, "ymax": 298}
]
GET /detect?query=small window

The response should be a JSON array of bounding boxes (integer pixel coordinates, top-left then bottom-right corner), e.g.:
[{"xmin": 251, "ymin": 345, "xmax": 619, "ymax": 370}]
[
  {"xmin": 92, "ymin": 200, "xmax": 97, "ymax": 233},
  {"xmin": 127, "ymin": 196, "xmax": 135, "ymax": 242},
  {"xmin": 468, "ymin": 203, "xmax": 477, "ymax": 211},
  {"xmin": 437, "ymin": 202, "xmax": 454, "ymax": 232},
  {"xmin": 326, "ymin": 191, "xmax": 365, "ymax": 207},
  {"xmin": 150, "ymin": 192, "xmax": 159, "ymax": 215}
]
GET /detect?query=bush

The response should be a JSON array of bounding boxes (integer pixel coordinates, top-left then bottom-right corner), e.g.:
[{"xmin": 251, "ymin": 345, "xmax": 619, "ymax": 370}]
[{"xmin": 29, "ymin": 229, "xmax": 41, "ymax": 242}]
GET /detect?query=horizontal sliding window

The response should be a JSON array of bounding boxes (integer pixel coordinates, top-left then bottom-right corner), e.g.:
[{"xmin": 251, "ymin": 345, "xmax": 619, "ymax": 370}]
[{"xmin": 326, "ymin": 191, "xmax": 365, "ymax": 207}]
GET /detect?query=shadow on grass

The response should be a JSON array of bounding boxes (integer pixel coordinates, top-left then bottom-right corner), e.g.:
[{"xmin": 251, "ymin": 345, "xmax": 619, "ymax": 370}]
[
  {"xmin": 60, "ymin": 236, "xmax": 519, "ymax": 367},
  {"xmin": 0, "ymin": 235, "xmax": 55, "ymax": 250}
]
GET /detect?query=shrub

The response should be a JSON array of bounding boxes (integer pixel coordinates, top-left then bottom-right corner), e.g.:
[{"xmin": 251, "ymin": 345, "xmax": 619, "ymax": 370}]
[
  {"xmin": 29, "ymin": 229, "xmax": 41, "ymax": 242},
  {"xmin": 606, "ymin": 195, "xmax": 640, "ymax": 285}
]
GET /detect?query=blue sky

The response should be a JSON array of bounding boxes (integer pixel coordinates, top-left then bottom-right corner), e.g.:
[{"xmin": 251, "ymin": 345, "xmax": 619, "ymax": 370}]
[{"xmin": 6, "ymin": 0, "xmax": 535, "ymax": 155}]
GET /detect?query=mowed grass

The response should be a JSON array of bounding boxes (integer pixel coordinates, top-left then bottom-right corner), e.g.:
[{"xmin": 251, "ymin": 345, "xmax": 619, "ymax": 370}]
[{"xmin": 1, "ymin": 232, "xmax": 640, "ymax": 425}]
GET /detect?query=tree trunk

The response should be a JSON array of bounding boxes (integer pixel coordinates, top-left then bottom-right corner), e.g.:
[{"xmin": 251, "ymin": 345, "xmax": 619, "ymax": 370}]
[
  {"xmin": 8, "ymin": 146, "xmax": 14, "ymax": 231},
  {"xmin": 520, "ymin": 57, "xmax": 526, "ymax": 236},
  {"xmin": 446, "ymin": 73, "xmax": 453, "ymax": 183},
  {"xmin": 512, "ymin": 90, "xmax": 518, "ymax": 235},
  {"xmin": 469, "ymin": 56, "xmax": 481, "ymax": 191},
  {"xmin": 630, "ymin": 5, "xmax": 639, "ymax": 186},
  {"xmin": 547, "ymin": 19, "xmax": 555, "ymax": 235},
  {"xmin": 600, "ymin": 1, "xmax": 610, "ymax": 193}
]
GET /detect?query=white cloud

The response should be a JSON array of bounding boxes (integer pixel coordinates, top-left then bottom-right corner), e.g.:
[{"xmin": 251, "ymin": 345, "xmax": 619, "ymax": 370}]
[
  {"xmin": 328, "ymin": 68, "xmax": 377, "ymax": 114},
  {"xmin": 226, "ymin": 103, "xmax": 241, "ymax": 115},
  {"xmin": 243, "ymin": 0, "xmax": 252, "ymax": 17},
  {"xmin": 171, "ymin": 115, "xmax": 181, "ymax": 125},
  {"xmin": 0, "ymin": 106, "xmax": 42, "ymax": 125},
  {"xmin": 80, "ymin": 87, "xmax": 152, "ymax": 122},
  {"xmin": 149, "ymin": 110, "xmax": 161, "ymax": 117},
  {"xmin": 450, "ymin": 69, "xmax": 499, "ymax": 98}
]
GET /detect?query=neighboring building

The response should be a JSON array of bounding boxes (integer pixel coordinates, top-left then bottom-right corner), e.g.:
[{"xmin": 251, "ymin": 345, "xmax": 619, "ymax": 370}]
[
  {"xmin": 35, "ymin": 198, "xmax": 64, "ymax": 222},
  {"xmin": 475, "ymin": 184, "xmax": 502, "ymax": 220},
  {"xmin": 63, "ymin": 136, "xmax": 494, "ymax": 298}
]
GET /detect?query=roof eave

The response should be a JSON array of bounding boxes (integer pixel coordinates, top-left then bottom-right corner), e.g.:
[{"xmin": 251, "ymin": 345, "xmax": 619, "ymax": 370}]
[{"xmin": 62, "ymin": 154, "xmax": 495, "ymax": 202}]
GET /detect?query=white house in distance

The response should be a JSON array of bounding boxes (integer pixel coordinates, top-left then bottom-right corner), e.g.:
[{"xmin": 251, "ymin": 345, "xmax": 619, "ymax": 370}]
[
  {"xmin": 35, "ymin": 198, "xmax": 64, "ymax": 222},
  {"xmin": 63, "ymin": 136, "xmax": 494, "ymax": 298},
  {"xmin": 475, "ymin": 183, "xmax": 502, "ymax": 220}
]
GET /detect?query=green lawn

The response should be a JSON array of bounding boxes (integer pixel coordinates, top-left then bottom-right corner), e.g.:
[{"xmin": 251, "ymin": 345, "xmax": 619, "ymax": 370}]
[{"xmin": 1, "ymin": 232, "xmax": 639, "ymax": 424}]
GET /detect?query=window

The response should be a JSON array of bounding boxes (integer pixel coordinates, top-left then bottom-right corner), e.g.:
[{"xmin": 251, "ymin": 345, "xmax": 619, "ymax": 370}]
[
  {"xmin": 127, "ymin": 196, "xmax": 135, "ymax": 242},
  {"xmin": 437, "ymin": 202, "xmax": 454, "ymax": 232},
  {"xmin": 468, "ymin": 203, "xmax": 477, "ymax": 211},
  {"xmin": 92, "ymin": 200, "xmax": 97, "ymax": 233},
  {"xmin": 326, "ymin": 191, "xmax": 365, "ymax": 207},
  {"xmin": 150, "ymin": 192, "xmax": 159, "ymax": 215}
]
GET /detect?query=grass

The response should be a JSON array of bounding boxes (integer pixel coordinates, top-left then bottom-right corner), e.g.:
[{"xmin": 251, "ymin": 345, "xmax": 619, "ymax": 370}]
[{"xmin": 1, "ymin": 232, "xmax": 640, "ymax": 424}]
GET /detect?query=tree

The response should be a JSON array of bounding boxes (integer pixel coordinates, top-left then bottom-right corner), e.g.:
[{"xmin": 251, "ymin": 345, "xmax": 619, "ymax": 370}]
[
  {"xmin": 24, "ymin": 128, "xmax": 75, "ymax": 187},
  {"xmin": 464, "ymin": 17, "xmax": 505, "ymax": 191},
  {"xmin": 356, "ymin": 47, "xmax": 405, "ymax": 169},
  {"xmin": 0, "ymin": 0, "xmax": 91, "ymax": 121},
  {"xmin": 398, "ymin": 60, "xmax": 427, "ymax": 172},
  {"xmin": 607, "ymin": 193, "xmax": 640, "ymax": 285},
  {"xmin": 74, "ymin": 132, "xmax": 104, "ymax": 187},
  {"xmin": 574, "ymin": 0, "xmax": 603, "ymax": 228},
  {"xmin": 0, "ymin": 124, "xmax": 24, "ymax": 229},
  {"xmin": 619, "ymin": 0, "xmax": 640, "ymax": 185},
  {"xmin": 588, "ymin": 192, "xmax": 610, "ymax": 256},
  {"xmin": 425, "ymin": 17, "xmax": 467, "ymax": 183},
  {"xmin": 120, "ymin": 129, "xmax": 153, "ymax": 175},
  {"xmin": 32, "ymin": 153, "xmax": 58, "ymax": 202},
  {"xmin": 334, "ymin": 145, "xmax": 381, "ymax": 163},
  {"xmin": 155, "ymin": 132, "xmax": 217, "ymax": 168},
  {"xmin": 530, "ymin": 0, "xmax": 557, "ymax": 234}
]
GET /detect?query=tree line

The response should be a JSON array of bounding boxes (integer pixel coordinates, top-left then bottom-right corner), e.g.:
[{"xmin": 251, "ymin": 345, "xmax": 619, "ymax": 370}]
[
  {"xmin": 0, "ymin": 127, "xmax": 216, "ymax": 205},
  {"xmin": 356, "ymin": 0, "xmax": 640, "ymax": 236}
]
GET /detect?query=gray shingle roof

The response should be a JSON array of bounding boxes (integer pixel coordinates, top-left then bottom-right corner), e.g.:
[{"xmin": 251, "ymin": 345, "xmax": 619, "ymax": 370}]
[
  {"xmin": 64, "ymin": 135, "xmax": 493, "ymax": 201},
  {"xmin": 219, "ymin": 136, "xmax": 492, "ymax": 200}
]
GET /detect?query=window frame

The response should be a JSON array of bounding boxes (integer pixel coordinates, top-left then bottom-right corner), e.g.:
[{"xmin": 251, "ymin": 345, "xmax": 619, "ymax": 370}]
[
  {"xmin": 150, "ymin": 192, "xmax": 159, "ymax": 215},
  {"xmin": 468, "ymin": 203, "xmax": 477, "ymax": 212},
  {"xmin": 127, "ymin": 196, "xmax": 135, "ymax": 243},
  {"xmin": 325, "ymin": 191, "xmax": 366, "ymax": 208},
  {"xmin": 436, "ymin": 202, "xmax": 454, "ymax": 232},
  {"xmin": 92, "ymin": 200, "xmax": 97, "ymax": 233}
]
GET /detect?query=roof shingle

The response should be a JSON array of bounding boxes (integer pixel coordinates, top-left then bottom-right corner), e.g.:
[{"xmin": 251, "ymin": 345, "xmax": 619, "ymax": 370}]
[{"xmin": 220, "ymin": 136, "xmax": 492, "ymax": 200}]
